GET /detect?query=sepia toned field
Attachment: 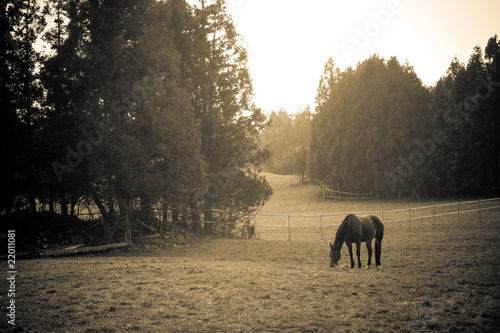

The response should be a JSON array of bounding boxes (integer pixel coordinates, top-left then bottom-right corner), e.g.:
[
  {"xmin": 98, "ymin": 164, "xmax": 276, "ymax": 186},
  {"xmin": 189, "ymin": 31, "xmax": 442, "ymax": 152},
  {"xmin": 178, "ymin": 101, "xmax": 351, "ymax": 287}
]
[{"xmin": 3, "ymin": 174, "xmax": 500, "ymax": 332}]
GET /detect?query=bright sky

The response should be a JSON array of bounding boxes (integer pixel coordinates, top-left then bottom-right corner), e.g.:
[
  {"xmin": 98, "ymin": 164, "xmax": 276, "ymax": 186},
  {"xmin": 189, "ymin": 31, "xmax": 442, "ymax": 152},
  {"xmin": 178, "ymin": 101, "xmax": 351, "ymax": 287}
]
[{"xmin": 224, "ymin": 0, "xmax": 499, "ymax": 114}]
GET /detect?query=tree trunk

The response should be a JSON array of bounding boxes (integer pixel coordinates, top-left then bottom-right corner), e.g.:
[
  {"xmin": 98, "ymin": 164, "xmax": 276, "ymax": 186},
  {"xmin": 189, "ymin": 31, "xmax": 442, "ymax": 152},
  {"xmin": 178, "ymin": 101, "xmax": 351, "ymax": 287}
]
[
  {"xmin": 163, "ymin": 205, "xmax": 172, "ymax": 232},
  {"xmin": 49, "ymin": 193, "xmax": 54, "ymax": 213},
  {"xmin": 93, "ymin": 195, "xmax": 109, "ymax": 222},
  {"xmin": 140, "ymin": 194, "xmax": 154, "ymax": 222},
  {"xmin": 60, "ymin": 193, "xmax": 68, "ymax": 215},
  {"xmin": 108, "ymin": 197, "xmax": 115, "ymax": 216},
  {"xmin": 121, "ymin": 199, "xmax": 133, "ymax": 245},
  {"xmin": 70, "ymin": 195, "xmax": 78, "ymax": 216},
  {"xmin": 172, "ymin": 208, "xmax": 180, "ymax": 230},
  {"xmin": 28, "ymin": 194, "xmax": 37, "ymax": 213},
  {"xmin": 191, "ymin": 199, "xmax": 203, "ymax": 234},
  {"xmin": 204, "ymin": 209, "xmax": 213, "ymax": 235}
]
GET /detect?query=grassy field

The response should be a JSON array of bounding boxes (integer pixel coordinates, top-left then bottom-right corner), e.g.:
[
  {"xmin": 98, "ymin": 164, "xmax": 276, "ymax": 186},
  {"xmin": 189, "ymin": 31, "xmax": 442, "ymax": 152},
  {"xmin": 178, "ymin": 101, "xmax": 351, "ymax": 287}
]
[
  {"xmin": 2, "ymin": 173, "xmax": 500, "ymax": 332},
  {"xmin": 254, "ymin": 173, "xmax": 500, "ymax": 242}
]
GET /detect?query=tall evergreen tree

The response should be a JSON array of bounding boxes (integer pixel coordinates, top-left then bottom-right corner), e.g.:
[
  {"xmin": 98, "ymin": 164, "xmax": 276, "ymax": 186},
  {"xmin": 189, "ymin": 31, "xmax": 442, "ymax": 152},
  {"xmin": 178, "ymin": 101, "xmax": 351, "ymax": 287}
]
[
  {"xmin": 309, "ymin": 55, "xmax": 431, "ymax": 197},
  {"xmin": 41, "ymin": 0, "xmax": 208, "ymax": 241},
  {"xmin": 484, "ymin": 35, "xmax": 500, "ymax": 192},
  {"xmin": 0, "ymin": 0, "xmax": 46, "ymax": 213},
  {"xmin": 185, "ymin": 0, "xmax": 271, "ymax": 230},
  {"xmin": 35, "ymin": 0, "xmax": 272, "ymax": 240},
  {"xmin": 430, "ymin": 39, "xmax": 500, "ymax": 196}
]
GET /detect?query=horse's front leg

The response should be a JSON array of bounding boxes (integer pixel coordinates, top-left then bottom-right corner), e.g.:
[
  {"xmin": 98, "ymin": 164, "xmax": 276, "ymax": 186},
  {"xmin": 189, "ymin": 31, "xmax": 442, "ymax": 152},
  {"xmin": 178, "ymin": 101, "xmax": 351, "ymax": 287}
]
[
  {"xmin": 356, "ymin": 242, "xmax": 362, "ymax": 268},
  {"xmin": 346, "ymin": 242, "xmax": 355, "ymax": 268}
]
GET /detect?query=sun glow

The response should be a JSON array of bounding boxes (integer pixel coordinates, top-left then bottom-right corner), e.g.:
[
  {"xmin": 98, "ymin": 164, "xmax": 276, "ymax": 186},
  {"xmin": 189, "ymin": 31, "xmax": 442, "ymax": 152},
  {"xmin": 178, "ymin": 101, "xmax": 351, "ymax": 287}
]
[{"xmin": 224, "ymin": 0, "xmax": 499, "ymax": 114}]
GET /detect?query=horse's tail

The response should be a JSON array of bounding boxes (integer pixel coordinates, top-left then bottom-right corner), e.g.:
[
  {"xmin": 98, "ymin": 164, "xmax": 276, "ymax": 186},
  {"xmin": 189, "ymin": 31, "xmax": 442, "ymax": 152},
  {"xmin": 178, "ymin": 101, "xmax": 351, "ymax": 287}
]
[{"xmin": 371, "ymin": 215, "xmax": 384, "ymax": 241}]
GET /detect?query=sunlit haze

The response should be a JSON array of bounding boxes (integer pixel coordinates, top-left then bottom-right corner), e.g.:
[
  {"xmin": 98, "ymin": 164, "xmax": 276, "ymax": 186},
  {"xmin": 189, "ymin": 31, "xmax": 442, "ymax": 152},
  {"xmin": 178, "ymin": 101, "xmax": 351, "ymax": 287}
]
[{"xmin": 221, "ymin": 0, "xmax": 500, "ymax": 114}]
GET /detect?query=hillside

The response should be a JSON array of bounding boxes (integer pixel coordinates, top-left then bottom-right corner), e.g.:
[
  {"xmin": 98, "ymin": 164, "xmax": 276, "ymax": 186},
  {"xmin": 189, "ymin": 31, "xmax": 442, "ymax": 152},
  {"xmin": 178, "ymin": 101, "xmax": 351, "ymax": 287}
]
[
  {"xmin": 259, "ymin": 173, "xmax": 321, "ymax": 214},
  {"xmin": 259, "ymin": 172, "xmax": 461, "ymax": 216}
]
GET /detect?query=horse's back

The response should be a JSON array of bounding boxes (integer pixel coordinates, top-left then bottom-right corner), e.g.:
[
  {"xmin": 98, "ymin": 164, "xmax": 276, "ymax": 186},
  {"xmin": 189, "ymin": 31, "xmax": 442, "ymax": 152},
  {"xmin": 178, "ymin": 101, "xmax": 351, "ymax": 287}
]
[
  {"xmin": 364, "ymin": 215, "xmax": 384, "ymax": 241},
  {"xmin": 340, "ymin": 214, "xmax": 384, "ymax": 243},
  {"xmin": 358, "ymin": 215, "xmax": 384, "ymax": 241}
]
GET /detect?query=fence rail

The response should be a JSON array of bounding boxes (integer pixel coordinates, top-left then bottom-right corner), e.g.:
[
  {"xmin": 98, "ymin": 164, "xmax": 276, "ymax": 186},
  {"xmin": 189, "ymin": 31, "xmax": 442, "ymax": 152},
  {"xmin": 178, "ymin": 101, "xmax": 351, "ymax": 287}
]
[
  {"xmin": 252, "ymin": 198, "xmax": 500, "ymax": 241},
  {"xmin": 51, "ymin": 197, "xmax": 500, "ymax": 241},
  {"xmin": 320, "ymin": 185, "xmax": 375, "ymax": 200}
]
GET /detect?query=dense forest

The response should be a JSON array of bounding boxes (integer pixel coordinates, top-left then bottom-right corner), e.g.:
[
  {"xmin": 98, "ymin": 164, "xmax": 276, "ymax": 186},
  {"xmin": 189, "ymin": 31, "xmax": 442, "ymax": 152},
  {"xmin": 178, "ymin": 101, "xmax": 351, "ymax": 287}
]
[
  {"xmin": 1, "ymin": 0, "xmax": 272, "ymax": 241},
  {"xmin": 309, "ymin": 37, "xmax": 500, "ymax": 198},
  {"xmin": 262, "ymin": 36, "xmax": 500, "ymax": 199}
]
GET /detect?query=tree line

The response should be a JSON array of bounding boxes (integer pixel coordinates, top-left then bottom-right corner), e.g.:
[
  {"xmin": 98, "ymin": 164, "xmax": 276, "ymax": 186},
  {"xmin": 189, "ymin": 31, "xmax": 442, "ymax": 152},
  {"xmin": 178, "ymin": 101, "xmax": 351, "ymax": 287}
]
[
  {"xmin": 260, "ymin": 107, "xmax": 312, "ymax": 183},
  {"xmin": 309, "ymin": 36, "xmax": 500, "ymax": 198},
  {"xmin": 1, "ymin": 0, "xmax": 272, "ymax": 241},
  {"xmin": 261, "ymin": 36, "xmax": 499, "ymax": 199}
]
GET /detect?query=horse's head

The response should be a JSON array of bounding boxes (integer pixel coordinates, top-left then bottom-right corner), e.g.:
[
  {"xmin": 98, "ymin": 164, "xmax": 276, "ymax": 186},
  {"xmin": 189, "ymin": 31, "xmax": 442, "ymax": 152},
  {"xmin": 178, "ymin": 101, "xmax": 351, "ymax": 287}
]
[{"xmin": 330, "ymin": 243, "xmax": 341, "ymax": 267}]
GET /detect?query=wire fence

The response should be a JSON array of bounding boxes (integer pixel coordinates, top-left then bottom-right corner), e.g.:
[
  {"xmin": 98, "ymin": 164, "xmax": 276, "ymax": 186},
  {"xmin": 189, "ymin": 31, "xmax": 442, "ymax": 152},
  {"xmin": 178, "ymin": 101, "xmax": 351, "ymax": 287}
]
[
  {"xmin": 252, "ymin": 198, "xmax": 500, "ymax": 241},
  {"xmin": 60, "ymin": 197, "xmax": 500, "ymax": 242}
]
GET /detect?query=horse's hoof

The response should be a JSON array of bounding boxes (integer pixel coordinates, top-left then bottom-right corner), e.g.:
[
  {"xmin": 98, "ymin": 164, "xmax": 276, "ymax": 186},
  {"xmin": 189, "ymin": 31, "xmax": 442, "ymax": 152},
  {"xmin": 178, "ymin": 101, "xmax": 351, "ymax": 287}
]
[{"xmin": 365, "ymin": 266, "xmax": 371, "ymax": 270}]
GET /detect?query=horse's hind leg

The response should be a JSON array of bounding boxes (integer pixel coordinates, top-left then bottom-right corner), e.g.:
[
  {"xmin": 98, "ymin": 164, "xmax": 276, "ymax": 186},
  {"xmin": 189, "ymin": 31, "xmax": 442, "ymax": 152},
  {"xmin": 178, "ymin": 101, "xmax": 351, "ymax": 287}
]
[
  {"xmin": 356, "ymin": 241, "xmax": 362, "ymax": 269},
  {"xmin": 375, "ymin": 240, "xmax": 382, "ymax": 268},
  {"xmin": 365, "ymin": 240, "xmax": 373, "ymax": 269}
]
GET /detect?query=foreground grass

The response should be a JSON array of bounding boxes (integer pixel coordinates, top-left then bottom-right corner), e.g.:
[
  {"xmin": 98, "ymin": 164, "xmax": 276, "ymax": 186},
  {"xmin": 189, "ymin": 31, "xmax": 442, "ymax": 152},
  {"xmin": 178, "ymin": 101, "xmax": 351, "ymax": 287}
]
[
  {"xmin": 2, "ymin": 219, "xmax": 500, "ymax": 332},
  {"xmin": 2, "ymin": 174, "xmax": 499, "ymax": 332}
]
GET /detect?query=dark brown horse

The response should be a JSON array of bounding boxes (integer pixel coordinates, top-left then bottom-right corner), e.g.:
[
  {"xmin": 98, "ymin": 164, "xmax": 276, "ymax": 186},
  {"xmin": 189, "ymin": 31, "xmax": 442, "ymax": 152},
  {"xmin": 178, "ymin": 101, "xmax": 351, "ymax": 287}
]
[{"xmin": 330, "ymin": 214, "xmax": 384, "ymax": 269}]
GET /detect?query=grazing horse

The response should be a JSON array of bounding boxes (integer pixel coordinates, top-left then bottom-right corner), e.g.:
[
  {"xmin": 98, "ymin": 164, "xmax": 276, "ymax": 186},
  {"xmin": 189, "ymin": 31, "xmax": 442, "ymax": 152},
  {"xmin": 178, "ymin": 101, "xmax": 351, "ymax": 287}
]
[{"xmin": 330, "ymin": 214, "xmax": 384, "ymax": 269}]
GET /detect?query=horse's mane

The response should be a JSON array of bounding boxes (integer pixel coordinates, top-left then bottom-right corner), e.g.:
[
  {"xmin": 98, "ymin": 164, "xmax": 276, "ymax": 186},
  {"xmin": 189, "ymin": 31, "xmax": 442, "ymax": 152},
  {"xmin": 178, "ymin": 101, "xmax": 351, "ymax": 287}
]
[
  {"xmin": 341, "ymin": 213, "xmax": 355, "ymax": 224},
  {"xmin": 335, "ymin": 214, "xmax": 355, "ymax": 242}
]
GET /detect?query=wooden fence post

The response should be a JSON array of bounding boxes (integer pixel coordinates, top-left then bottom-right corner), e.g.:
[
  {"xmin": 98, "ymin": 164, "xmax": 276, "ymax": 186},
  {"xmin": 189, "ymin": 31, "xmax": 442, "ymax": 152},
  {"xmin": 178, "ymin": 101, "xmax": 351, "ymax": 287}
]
[
  {"xmin": 408, "ymin": 208, "xmax": 411, "ymax": 232},
  {"xmin": 320, "ymin": 215, "xmax": 323, "ymax": 240},
  {"xmin": 433, "ymin": 205, "xmax": 436, "ymax": 229},
  {"xmin": 478, "ymin": 200, "xmax": 482, "ymax": 223},
  {"xmin": 288, "ymin": 215, "xmax": 291, "ymax": 241}
]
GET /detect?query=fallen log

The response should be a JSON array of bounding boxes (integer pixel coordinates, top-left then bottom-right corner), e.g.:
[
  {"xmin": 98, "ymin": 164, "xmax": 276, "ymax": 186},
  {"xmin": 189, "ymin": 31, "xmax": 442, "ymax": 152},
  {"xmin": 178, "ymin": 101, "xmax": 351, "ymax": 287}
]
[{"xmin": 40, "ymin": 242, "xmax": 129, "ymax": 257}]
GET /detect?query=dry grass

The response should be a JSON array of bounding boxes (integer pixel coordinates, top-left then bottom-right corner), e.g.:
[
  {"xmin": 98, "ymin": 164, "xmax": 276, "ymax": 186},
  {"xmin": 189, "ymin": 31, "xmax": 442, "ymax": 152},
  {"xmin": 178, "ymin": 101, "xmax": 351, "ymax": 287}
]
[{"xmin": 2, "ymin": 174, "xmax": 500, "ymax": 332}]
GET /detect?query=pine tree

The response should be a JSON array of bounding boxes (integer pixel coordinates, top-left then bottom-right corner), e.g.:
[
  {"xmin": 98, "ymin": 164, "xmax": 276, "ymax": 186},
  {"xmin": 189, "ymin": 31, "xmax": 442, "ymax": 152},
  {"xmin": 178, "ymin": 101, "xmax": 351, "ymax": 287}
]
[
  {"xmin": 185, "ymin": 0, "xmax": 272, "ymax": 232},
  {"xmin": 433, "ymin": 39, "xmax": 500, "ymax": 196},
  {"xmin": 0, "ymin": 0, "xmax": 46, "ymax": 213},
  {"xmin": 484, "ymin": 35, "xmax": 500, "ymax": 192},
  {"xmin": 309, "ymin": 55, "xmax": 431, "ymax": 198},
  {"xmin": 41, "ymin": 0, "xmax": 207, "ymax": 241},
  {"xmin": 4, "ymin": 0, "xmax": 273, "ymax": 236}
]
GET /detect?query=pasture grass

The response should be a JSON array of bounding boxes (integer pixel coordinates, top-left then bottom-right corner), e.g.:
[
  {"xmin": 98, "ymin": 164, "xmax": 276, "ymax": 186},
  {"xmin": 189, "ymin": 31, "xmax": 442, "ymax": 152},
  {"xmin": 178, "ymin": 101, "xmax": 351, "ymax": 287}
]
[{"xmin": 2, "ymin": 173, "xmax": 500, "ymax": 332}]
